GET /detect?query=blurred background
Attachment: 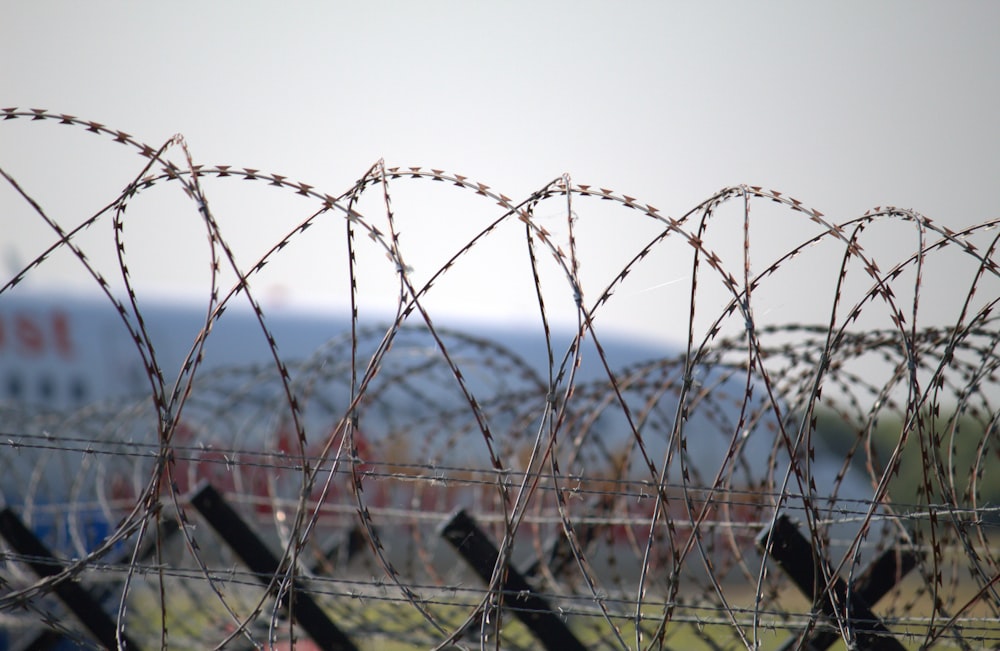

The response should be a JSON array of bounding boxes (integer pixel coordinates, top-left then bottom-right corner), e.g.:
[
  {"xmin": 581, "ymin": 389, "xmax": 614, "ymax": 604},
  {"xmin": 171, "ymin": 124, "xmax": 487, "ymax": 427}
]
[{"xmin": 2, "ymin": 1, "xmax": 998, "ymax": 345}]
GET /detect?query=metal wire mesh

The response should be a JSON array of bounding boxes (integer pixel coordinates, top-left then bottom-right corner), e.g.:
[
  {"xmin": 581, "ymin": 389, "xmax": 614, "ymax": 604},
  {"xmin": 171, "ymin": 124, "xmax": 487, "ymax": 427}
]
[{"xmin": 1, "ymin": 109, "xmax": 998, "ymax": 649}]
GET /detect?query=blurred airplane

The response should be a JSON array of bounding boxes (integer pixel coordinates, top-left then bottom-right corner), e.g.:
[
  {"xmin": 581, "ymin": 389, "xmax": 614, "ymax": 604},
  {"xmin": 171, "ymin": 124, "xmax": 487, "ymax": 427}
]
[
  {"xmin": 0, "ymin": 289, "xmax": 664, "ymax": 410},
  {"xmin": 0, "ymin": 288, "xmax": 873, "ymax": 560}
]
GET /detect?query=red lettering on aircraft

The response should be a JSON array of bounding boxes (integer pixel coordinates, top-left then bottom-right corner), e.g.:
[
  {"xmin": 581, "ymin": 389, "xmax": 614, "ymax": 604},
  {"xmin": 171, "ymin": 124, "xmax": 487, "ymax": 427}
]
[
  {"xmin": 15, "ymin": 316, "xmax": 44, "ymax": 354},
  {"xmin": 52, "ymin": 311, "xmax": 74, "ymax": 358},
  {"xmin": 0, "ymin": 311, "xmax": 75, "ymax": 359}
]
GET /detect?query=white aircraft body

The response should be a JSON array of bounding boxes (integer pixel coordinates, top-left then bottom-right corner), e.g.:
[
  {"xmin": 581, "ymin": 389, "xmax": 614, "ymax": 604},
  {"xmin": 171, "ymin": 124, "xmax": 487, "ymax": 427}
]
[
  {"xmin": 0, "ymin": 290, "xmax": 662, "ymax": 410},
  {"xmin": 0, "ymin": 289, "xmax": 873, "ymax": 568}
]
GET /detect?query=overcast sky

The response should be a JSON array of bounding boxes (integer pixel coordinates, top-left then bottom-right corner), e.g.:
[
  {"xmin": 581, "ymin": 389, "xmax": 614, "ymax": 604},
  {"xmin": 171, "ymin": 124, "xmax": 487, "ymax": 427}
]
[{"xmin": 2, "ymin": 1, "xmax": 998, "ymax": 346}]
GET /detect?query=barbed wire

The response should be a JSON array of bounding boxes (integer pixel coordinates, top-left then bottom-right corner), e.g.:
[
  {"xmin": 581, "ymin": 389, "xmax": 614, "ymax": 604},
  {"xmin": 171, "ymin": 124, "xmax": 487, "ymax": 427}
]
[{"xmin": 1, "ymin": 109, "xmax": 998, "ymax": 649}]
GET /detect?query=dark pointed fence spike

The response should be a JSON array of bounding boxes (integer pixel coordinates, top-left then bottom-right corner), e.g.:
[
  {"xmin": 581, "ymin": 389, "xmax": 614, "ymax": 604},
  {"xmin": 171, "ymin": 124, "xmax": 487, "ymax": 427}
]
[
  {"xmin": 758, "ymin": 514, "xmax": 919, "ymax": 651},
  {"xmin": 440, "ymin": 509, "xmax": 586, "ymax": 651},
  {"xmin": 189, "ymin": 481, "xmax": 358, "ymax": 651}
]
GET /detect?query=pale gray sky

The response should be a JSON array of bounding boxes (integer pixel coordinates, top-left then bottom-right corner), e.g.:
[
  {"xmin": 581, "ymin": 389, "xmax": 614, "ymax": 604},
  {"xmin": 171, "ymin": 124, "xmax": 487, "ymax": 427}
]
[{"xmin": 2, "ymin": 1, "xmax": 998, "ymax": 346}]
